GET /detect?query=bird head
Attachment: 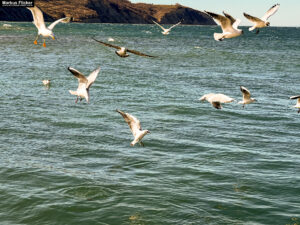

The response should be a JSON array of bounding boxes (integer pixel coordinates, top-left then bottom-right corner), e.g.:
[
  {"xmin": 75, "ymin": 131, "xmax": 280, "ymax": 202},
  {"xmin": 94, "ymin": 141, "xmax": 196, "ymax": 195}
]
[
  {"xmin": 266, "ymin": 22, "xmax": 270, "ymax": 26},
  {"xmin": 146, "ymin": 130, "xmax": 150, "ymax": 134}
]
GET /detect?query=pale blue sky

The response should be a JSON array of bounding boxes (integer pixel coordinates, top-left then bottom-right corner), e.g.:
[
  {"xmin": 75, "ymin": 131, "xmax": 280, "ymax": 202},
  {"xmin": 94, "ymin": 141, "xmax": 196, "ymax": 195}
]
[{"xmin": 130, "ymin": 0, "xmax": 299, "ymax": 27}]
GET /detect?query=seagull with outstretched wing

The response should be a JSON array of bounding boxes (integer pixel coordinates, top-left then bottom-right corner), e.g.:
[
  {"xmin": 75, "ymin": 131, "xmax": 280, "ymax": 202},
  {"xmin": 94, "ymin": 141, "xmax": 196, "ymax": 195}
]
[
  {"xmin": 200, "ymin": 93, "xmax": 235, "ymax": 109},
  {"xmin": 204, "ymin": 11, "xmax": 243, "ymax": 41},
  {"xmin": 238, "ymin": 86, "xmax": 257, "ymax": 108},
  {"xmin": 116, "ymin": 109, "xmax": 150, "ymax": 147},
  {"xmin": 92, "ymin": 38, "xmax": 156, "ymax": 58},
  {"xmin": 68, "ymin": 66, "xmax": 100, "ymax": 103},
  {"xmin": 27, "ymin": 6, "xmax": 71, "ymax": 47},
  {"xmin": 243, "ymin": 4, "xmax": 280, "ymax": 34},
  {"xmin": 152, "ymin": 20, "xmax": 181, "ymax": 35}
]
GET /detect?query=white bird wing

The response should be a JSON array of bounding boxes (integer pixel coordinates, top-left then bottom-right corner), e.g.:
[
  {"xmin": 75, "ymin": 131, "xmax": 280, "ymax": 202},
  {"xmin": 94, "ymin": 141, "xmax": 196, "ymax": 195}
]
[
  {"xmin": 152, "ymin": 20, "xmax": 166, "ymax": 31},
  {"xmin": 212, "ymin": 94, "xmax": 234, "ymax": 103},
  {"xmin": 205, "ymin": 11, "xmax": 233, "ymax": 33},
  {"xmin": 117, "ymin": 110, "xmax": 142, "ymax": 137},
  {"xmin": 68, "ymin": 67, "xmax": 88, "ymax": 87},
  {"xmin": 169, "ymin": 21, "xmax": 181, "ymax": 30},
  {"xmin": 222, "ymin": 12, "xmax": 241, "ymax": 30},
  {"xmin": 48, "ymin": 17, "xmax": 71, "ymax": 30},
  {"xmin": 261, "ymin": 4, "xmax": 280, "ymax": 21},
  {"xmin": 86, "ymin": 67, "xmax": 101, "ymax": 89},
  {"xmin": 232, "ymin": 18, "xmax": 241, "ymax": 30},
  {"xmin": 240, "ymin": 86, "xmax": 251, "ymax": 100},
  {"xmin": 27, "ymin": 6, "xmax": 46, "ymax": 30}
]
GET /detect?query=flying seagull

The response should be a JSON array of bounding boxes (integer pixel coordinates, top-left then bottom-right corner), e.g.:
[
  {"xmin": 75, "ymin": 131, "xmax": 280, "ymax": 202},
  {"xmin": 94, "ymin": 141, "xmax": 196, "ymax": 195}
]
[
  {"xmin": 68, "ymin": 66, "xmax": 100, "ymax": 103},
  {"xmin": 205, "ymin": 11, "xmax": 243, "ymax": 41},
  {"xmin": 200, "ymin": 93, "xmax": 235, "ymax": 109},
  {"xmin": 116, "ymin": 109, "xmax": 150, "ymax": 147},
  {"xmin": 92, "ymin": 38, "xmax": 156, "ymax": 58},
  {"xmin": 152, "ymin": 20, "xmax": 182, "ymax": 35},
  {"xmin": 27, "ymin": 6, "xmax": 71, "ymax": 47},
  {"xmin": 238, "ymin": 86, "xmax": 257, "ymax": 108},
  {"xmin": 290, "ymin": 95, "xmax": 300, "ymax": 113},
  {"xmin": 243, "ymin": 4, "xmax": 280, "ymax": 34}
]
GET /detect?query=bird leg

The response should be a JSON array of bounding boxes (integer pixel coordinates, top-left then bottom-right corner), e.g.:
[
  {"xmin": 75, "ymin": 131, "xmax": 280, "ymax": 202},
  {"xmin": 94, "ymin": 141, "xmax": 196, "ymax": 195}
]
[
  {"xmin": 75, "ymin": 97, "xmax": 78, "ymax": 103},
  {"xmin": 243, "ymin": 104, "xmax": 245, "ymax": 109},
  {"xmin": 256, "ymin": 29, "xmax": 260, "ymax": 34},
  {"xmin": 42, "ymin": 39, "xmax": 46, "ymax": 48},
  {"xmin": 33, "ymin": 35, "xmax": 39, "ymax": 45},
  {"xmin": 298, "ymin": 109, "xmax": 300, "ymax": 113},
  {"xmin": 139, "ymin": 142, "xmax": 145, "ymax": 147}
]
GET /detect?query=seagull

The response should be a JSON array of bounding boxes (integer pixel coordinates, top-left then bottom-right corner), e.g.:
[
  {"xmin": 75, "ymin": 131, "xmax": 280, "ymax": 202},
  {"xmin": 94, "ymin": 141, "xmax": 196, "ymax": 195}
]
[
  {"xmin": 238, "ymin": 86, "xmax": 257, "ymax": 108},
  {"xmin": 42, "ymin": 79, "xmax": 50, "ymax": 87},
  {"xmin": 204, "ymin": 11, "xmax": 243, "ymax": 41},
  {"xmin": 116, "ymin": 109, "xmax": 150, "ymax": 147},
  {"xmin": 27, "ymin": 6, "xmax": 71, "ymax": 47},
  {"xmin": 290, "ymin": 96, "xmax": 300, "ymax": 113},
  {"xmin": 68, "ymin": 66, "xmax": 100, "ymax": 103},
  {"xmin": 243, "ymin": 4, "xmax": 280, "ymax": 34},
  {"xmin": 200, "ymin": 93, "xmax": 235, "ymax": 109},
  {"xmin": 92, "ymin": 38, "xmax": 156, "ymax": 58},
  {"xmin": 152, "ymin": 20, "xmax": 181, "ymax": 35}
]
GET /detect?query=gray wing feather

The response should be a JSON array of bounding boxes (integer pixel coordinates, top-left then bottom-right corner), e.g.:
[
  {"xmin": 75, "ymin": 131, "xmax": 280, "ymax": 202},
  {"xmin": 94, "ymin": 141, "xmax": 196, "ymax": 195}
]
[
  {"xmin": 92, "ymin": 38, "xmax": 121, "ymax": 50},
  {"xmin": 126, "ymin": 48, "xmax": 156, "ymax": 58},
  {"xmin": 68, "ymin": 67, "xmax": 88, "ymax": 84}
]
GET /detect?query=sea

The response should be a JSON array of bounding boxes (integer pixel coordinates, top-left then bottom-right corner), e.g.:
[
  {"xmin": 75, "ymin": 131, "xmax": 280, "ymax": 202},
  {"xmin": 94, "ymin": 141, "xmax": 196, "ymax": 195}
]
[{"xmin": 0, "ymin": 22, "xmax": 299, "ymax": 225}]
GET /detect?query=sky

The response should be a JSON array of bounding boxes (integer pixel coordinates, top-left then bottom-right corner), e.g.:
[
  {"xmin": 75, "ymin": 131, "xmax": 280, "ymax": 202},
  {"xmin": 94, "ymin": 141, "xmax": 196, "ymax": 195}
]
[{"xmin": 130, "ymin": 0, "xmax": 299, "ymax": 27}]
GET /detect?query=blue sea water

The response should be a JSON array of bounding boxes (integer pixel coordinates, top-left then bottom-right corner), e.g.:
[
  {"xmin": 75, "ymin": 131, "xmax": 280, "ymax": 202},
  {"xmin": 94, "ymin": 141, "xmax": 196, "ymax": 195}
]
[{"xmin": 0, "ymin": 22, "xmax": 300, "ymax": 225}]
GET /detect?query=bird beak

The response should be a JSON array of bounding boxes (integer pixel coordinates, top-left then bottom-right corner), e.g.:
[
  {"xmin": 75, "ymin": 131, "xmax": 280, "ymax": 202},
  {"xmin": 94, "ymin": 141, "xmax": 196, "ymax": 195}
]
[{"xmin": 51, "ymin": 35, "xmax": 55, "ymax": 40}]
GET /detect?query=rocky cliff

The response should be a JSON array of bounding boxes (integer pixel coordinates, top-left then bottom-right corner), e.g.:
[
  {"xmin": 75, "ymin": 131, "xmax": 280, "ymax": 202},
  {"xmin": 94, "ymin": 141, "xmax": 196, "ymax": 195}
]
[{"xmin": 0, "ymin": 0, "xmax": 215, "ymax": 25}]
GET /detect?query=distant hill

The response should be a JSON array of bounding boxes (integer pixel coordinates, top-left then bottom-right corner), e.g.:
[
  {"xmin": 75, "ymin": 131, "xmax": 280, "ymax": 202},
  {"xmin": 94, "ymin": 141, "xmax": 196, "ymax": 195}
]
[{"xmin": 0, "ymin": 0, "xmax": 215, "ymax": 25}]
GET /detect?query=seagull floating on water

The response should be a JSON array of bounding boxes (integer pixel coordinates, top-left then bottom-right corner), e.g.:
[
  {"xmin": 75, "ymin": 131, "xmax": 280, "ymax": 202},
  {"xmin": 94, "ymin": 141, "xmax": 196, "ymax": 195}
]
[
  {"xmin": 42, "ymin": 79, "xmax": 50, "ymax": 87},
  {"xmin": 205, "ymin": 11, "xmax": 243, "ymax": 41},
  {"xmin": 92, "ymin": 38, "xmax": 156, "ymax": 58},
  {"xmin": 152, "ymin": 20, "xmax": 181, "ymax": 35},
  {"xmin": 243, "ymin": 4, "xmax": 280, "ymax": 34},
  {"xmin": 200, "ymin": 93, "xmax": 235, "ymax": 109},
  {"xmin": 68, "ymin": 66, "xmax": 100, "ymax": 103},
  {"xmin": 27, "ymin": 6, "xmax": 71, "ymax": 47},
  {"xmin": 116, "ymin": 109, "xmax": 150, "ymax": 147},
  {"xmin": 238, "ymin": 86, "xmax": 257, "ymax": 108},
  {"xmin": 290, "ymin": 95, "xmax": 300, "ymax": 113}
]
